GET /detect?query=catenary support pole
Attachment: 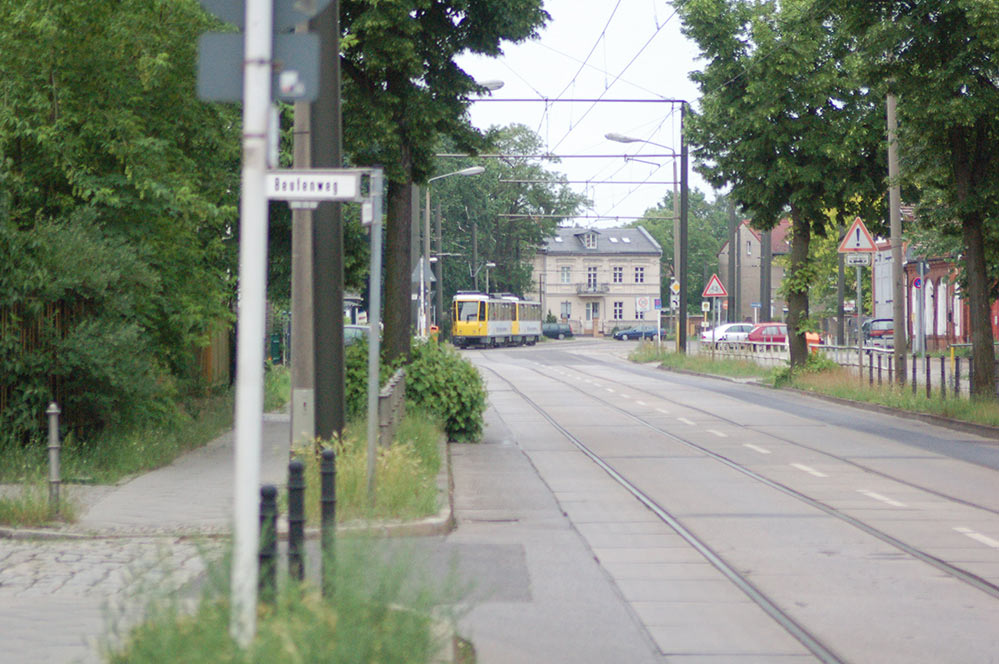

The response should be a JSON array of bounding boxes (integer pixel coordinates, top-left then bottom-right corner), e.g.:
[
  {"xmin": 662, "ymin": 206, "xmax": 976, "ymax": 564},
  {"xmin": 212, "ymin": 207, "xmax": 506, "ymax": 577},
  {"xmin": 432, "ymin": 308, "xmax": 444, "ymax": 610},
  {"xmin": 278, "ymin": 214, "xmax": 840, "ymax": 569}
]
[
  {"xmin": 231, "ymin": 0, "xmax": 272, "ymax": 646},
  {"xmin": 678, "ymin": 102, "xmax": 689, "ymax": 353},
  {"xmin": 366, "ymin": 171, "xmax": 385, "ymax": 503},
  {"xmin": 887, "ymin": 93, "xmax": 907, "ymax": 384}
]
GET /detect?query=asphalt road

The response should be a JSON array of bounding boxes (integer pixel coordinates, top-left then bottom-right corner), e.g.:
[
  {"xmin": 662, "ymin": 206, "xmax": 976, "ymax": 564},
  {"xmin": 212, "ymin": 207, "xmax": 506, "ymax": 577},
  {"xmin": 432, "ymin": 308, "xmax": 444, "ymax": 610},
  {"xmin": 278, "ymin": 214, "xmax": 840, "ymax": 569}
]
[{"xmin": 463, "ymin": 337, "xmax": 999, "ymax": 663}]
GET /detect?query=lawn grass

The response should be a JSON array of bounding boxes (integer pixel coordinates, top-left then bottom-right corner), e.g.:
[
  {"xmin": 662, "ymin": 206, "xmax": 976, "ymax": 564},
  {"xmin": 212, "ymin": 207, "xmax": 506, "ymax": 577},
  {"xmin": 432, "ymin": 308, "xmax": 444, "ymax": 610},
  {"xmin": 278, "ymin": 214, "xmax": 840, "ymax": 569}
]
[{"xmin": 631, "ymin": 341, "xmax": 775, "ymax": 380}]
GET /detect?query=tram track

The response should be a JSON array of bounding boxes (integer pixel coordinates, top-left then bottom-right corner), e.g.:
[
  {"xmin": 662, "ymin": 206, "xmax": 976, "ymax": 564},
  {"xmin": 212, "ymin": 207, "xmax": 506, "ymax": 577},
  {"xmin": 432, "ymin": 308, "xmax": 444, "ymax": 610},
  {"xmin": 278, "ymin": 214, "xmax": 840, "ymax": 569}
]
[{"xmin": 477, "ymin": 356, "xmax": 999, "ymax": 663}]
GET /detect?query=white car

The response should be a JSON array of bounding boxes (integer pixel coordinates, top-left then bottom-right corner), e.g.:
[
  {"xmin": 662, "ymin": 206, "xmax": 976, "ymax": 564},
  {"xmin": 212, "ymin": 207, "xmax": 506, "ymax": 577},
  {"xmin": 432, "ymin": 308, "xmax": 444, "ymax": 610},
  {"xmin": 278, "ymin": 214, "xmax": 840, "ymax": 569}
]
[{"xmin": 700, "ymin": 322, "xmax": 754, "ymax": 345}]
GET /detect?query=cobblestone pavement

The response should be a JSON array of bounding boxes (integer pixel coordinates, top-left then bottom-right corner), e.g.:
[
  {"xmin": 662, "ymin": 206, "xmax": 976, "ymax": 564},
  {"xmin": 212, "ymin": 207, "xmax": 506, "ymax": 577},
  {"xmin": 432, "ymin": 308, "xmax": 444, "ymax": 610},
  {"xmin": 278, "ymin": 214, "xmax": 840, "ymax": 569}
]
[{"xmin": 0, "ymin": 537, "xmax": 223, "ymax": 663}]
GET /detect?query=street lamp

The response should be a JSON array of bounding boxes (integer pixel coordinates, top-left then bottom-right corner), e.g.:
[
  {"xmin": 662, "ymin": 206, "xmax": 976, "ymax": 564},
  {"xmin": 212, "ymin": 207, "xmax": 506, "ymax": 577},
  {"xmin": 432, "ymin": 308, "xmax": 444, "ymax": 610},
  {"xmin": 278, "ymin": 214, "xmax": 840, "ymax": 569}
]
[
  {"xmin": 422, "ymin": 166, "xmax": 485, "ymax": 338},
  {"xmin": 483, "ymin": 262, "xmax": 496, "ymax": 294},
  {"xmin": 605, "ymin": 118, "xmax": 688, "ymax": 353}
]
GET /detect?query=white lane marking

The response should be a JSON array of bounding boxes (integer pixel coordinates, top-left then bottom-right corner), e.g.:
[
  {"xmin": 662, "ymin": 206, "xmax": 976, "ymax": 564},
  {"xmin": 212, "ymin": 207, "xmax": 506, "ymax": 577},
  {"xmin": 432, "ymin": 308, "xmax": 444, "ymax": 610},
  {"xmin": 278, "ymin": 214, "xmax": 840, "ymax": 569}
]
[
  {"xmin": 678, "ymin": 417, "xmax": 696, "ymax": 425},
  {"xmin": 744, "ymin": 443, "xmax": 771, "ymax": 455},
  {"xmin": 954, "ymin": 527, "xmax": 999, "ymax": 549},
  {"xmin": 636, "ymin": 400, "xmax": 647, "ymax": 406},
  {"xmin": 857, "ymin": 490, "xmax": 907, "ymax": 508},
  {"xmin": 791, "ymin": 463, "xmax": 828, "ymax": 478},
  {"xmin": 707, "ymin": 429, "xmax": 728, "ymax": 438},
  {"xmin": 655, "ymin": 408, "xmax": 669, "ymax": 414},
  {"xmin": 605, "ymin": 388, "xmax": 615, "ymax": 393}
]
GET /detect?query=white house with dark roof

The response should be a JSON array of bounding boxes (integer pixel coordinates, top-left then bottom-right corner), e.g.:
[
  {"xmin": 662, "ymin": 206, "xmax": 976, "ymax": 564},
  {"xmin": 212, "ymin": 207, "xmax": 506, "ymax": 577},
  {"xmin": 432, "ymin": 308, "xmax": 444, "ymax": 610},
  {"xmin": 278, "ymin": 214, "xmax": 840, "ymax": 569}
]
[{"xmin": 527, "ymin": 226, "xmax": 662, "ymax": 336}]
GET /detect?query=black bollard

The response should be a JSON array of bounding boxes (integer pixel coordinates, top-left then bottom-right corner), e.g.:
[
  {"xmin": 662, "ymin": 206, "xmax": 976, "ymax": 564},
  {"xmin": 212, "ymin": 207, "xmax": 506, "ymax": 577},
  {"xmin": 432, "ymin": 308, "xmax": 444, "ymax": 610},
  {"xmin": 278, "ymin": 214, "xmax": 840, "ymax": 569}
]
[
  {"xmin": 288, "ymin": 460, "xmax": 305, "ymax": 582},
  {"xmin": 940, "ymin": 356, "xmax": 946, "ymax": 399},
  {"xmin": 320, "ymin": 448, "xmax": 336, "ymax": 595},
  {"xmin": 912, "ymin": 353, "xmax": 917, "ymax": 395},
  {"xmin": 259, "ymin": 485, "xmax": 278, "ymax": 601},
  {"xmin": 877, "ymin": 354, "xmax": 882, "ymax": 387},
  {"xmin": 868, "ymin": 352, "xmax": 874, "ymax": 386},
  {"xmin": 925, "ymin": 356, "xmax": 931, "ymax": 399},
  {"xmin": 955, "ymin": 357, "xmax": 961, "ymax": 396}
]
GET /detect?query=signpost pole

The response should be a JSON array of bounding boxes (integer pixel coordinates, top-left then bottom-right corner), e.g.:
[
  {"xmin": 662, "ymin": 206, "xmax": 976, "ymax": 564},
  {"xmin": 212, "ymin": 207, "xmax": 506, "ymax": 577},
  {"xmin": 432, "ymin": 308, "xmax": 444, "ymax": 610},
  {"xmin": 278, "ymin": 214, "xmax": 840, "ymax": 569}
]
[{"xmin": 856, "ymin": 265, "xmax": 863, "ymax": 381}]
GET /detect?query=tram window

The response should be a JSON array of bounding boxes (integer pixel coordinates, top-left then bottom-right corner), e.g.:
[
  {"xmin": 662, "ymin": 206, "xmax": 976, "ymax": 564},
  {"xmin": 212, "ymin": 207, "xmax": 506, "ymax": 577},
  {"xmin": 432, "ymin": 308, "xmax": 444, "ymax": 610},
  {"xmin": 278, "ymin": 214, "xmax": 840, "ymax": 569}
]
[{"xmin": 458, "ymin": 301, "xmax": 480, "ymax": 321}]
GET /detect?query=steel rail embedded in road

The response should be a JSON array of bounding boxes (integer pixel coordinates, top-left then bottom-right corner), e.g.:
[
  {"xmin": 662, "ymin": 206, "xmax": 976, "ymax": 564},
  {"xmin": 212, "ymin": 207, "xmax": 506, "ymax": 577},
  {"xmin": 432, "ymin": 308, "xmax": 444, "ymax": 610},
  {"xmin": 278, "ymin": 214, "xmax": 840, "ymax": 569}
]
[
  {"xmin": 482, "ymin": 366, "xmax": 849, "ymax": 664},
  {"xmin": 505, "ymin": 361, "xmax": 999, "ymax": 604}
]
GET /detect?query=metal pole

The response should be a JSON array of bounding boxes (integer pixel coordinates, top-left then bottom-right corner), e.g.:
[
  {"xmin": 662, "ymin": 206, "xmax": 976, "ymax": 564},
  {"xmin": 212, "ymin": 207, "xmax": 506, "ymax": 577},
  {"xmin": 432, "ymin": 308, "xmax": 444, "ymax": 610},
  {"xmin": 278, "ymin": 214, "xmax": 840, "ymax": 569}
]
[
  {"xmin": 366, "ymin": 171, "xmax": 385, "ymax": 503},
  {"xmin": 46, "ymin": 402, "xmax": 61, "ymax": 518},
  {"xmin": 231, "ymin": 0, "xmax": 272, "ymax": 646},
  {"xmin": 258, "ymin": 485, "xmax": 278, "ymax": 602},
  {"xmin": 856, "ymin": 265, "xmax": 863, "ymax": 380},
  {"xmin": 678, "ymin": 102, "xmax": 689, "ymax": 353},
  {"xmin": 421, "ymin": 185, "xmax": 430, "ymax": 337},
  {"xmin": 435, "ymin": 200, "xmax": 443, "ymax": 334}
]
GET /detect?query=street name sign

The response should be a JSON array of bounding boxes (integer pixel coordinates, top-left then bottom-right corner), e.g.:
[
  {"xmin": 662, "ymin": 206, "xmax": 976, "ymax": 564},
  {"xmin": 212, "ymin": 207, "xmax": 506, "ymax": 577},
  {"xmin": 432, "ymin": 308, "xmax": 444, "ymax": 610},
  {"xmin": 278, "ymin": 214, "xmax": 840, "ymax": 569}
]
[
  {"xmin": 266, "ymin": 170, "xmax": 361, "ymax": 201},
  {"xmin": 838, "ymin": 217, "xmax": 877, "ymax": 253}
]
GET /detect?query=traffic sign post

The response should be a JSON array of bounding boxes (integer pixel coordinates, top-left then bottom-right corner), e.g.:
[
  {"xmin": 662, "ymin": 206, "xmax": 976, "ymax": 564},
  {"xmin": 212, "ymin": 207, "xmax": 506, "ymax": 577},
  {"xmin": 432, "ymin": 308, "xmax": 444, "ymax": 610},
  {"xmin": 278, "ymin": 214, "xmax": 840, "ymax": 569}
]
[
  {"xmin": 702, "ymin": 273, "xmax": 728, "ymax": 298},
  {"xmin": 837, "ymin": 217, "xmax": 877, "ymax": 377}
]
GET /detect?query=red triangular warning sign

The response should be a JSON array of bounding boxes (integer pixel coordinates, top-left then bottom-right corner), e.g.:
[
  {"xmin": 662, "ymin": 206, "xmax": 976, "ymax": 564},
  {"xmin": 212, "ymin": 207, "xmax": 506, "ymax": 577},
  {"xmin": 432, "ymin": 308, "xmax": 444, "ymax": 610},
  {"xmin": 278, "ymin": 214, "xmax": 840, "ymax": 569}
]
[
  {"xmin": 702, "ymin": 273, "xmax": 728, "ymax": 297},
  {"xmin": 838, "ymin": 217, "xmax": 877, "ymax": 253}
]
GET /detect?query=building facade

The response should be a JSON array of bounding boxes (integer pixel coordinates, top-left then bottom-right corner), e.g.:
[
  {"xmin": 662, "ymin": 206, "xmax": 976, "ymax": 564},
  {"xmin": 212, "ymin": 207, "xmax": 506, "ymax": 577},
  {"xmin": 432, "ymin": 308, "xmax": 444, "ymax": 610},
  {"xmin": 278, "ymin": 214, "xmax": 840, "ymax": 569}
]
[
  {"xmin": 716, "ymin": 219, "xmax": 790, "ymax": 323},
  {"xmin": 528, "ymin": 226, "xmax": 662, "ymax": 336}
]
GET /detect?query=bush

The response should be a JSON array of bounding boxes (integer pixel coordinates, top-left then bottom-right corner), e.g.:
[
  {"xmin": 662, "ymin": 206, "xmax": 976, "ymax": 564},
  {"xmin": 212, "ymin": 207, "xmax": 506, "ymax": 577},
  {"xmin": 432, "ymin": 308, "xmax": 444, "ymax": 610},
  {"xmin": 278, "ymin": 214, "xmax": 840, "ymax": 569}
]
[{"xmin": 405, "ymin": 340, "xmax": 486, "ymax": 442}]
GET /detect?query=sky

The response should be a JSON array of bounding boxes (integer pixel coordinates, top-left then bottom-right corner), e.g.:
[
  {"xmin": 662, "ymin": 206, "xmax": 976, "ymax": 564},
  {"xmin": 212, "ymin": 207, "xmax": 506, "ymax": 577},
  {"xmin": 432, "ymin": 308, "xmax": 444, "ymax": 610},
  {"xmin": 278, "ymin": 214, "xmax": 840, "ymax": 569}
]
[{"xmin": 456, "ymin": 0, "xmax": 711, "ymax": 228}]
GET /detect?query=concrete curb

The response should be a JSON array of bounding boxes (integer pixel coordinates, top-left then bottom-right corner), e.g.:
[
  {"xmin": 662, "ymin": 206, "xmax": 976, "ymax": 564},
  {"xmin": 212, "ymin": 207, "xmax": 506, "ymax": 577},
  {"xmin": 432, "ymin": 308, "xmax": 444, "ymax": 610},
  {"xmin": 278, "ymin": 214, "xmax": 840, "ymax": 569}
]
[
  {"xmin": 658, "ymin": 365, "xmax": 999, "ymax": 442},
  {"xmin": 1, "ymin": 434, "xmax": 457, "ymax": 541}
]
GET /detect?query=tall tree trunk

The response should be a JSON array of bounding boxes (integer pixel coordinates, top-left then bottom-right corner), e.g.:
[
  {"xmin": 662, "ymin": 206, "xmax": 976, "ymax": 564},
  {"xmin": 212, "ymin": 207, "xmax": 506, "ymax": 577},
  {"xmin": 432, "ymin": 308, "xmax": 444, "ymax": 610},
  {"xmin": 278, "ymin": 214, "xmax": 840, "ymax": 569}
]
[
  {"xmin": 383, "ymin": 175, "xmax": 413, "ymax": 364},
  {"xmin": 961, "ymin": 210, "xmax": 995, "ymax": 397},
  {"xmin": 787, "ymin": 209, "xmax": 810, "ymax": 368},
  {"xmin": 951, "ymin": 126, "xmax": 996, "ymax": 398}
]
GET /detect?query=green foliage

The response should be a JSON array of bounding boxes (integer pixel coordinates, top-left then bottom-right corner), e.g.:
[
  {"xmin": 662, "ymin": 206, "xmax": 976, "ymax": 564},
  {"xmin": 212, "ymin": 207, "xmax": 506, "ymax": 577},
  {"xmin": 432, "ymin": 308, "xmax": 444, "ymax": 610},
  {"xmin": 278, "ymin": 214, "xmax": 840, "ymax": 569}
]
[
  {"xmin": 772, "ymin": 350, "xmax": 838, "ymax": 387},
  {"xmin": 0, "ymin": 483, "xmax": 77, "ymax": 527},
  {"xmin": 405, "ymin": 340, "xmax": 487, "ymax": 442},
  {"xmin": 0, "ymin": 0, "xmax": 241, "ymax": 442},
  {"xmin": 343, "ymin": 337, "xmax": 397, "ymax": 421},
  {"xmin": 263, "ymin": 363, "xmax": 290, "ymax": 413}
]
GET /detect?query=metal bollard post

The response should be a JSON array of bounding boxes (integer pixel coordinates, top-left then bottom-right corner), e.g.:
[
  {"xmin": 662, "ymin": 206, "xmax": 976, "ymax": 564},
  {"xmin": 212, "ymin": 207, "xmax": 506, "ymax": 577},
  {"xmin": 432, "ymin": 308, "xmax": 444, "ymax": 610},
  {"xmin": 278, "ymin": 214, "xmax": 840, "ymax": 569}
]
[
  {"xmin": 940, "ymin": 356, "xmax": 946, "ymax": 399},
  {"xmin": 320, "ymin": 448, "xmax": 336, "ymax": 595},
  {"xmin": 955, "ymin": 357, "xmax": 961, "ymax": 396},
  {"xmin": 912, "ymin": 354, "xmax": 917, "ymax": 395},
  {"xmin": 877, "ymin": 354, "xmax": 882, "ymax": 387},
  {"xmin": 288, "ymin": 460, "xmax": 305, "ymax": 582},
  {"xmin": 925, "ymin": 356, "xmax": 931, "ymax": 399},
  {"xmin": 258, "ymin": 485, "xmax": 278, "ymax": 601},
  {"xmin": 868, "ymin": 353, "xmax": 874, "ymax": 386},
  {"xmin": 46, "ymin": 403, "xmax": 61, "ymax": 519}
]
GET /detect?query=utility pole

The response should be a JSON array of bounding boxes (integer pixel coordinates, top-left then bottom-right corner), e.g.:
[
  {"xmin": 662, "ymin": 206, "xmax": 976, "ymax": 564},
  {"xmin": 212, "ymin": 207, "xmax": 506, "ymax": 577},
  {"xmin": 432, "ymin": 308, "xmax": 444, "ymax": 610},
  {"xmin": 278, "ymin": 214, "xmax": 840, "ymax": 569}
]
[
  {"xmin": 678, "ymin": 102, "xmax": 689, "ymax": 352},
  {"xmin": 727, "ymin": 202, "xmax": 737, "ymax": 322},
  {"xmin": 760, "ymin": 228, "xmax": 772, "ymax": 321},
  {"xmin": 290, "ymin": 26, "xmax": 314, "ymax": 446},
  {"xmin": 887, "ymin": 93, "xmax": 906, "ymax": 383},
  {"xmin": 311, "ymin": 0, "xmax": 345, "ymax": 440},
  {"xmin": 435, "ymin": 200, "xmax": 443, "ymax": 332}
]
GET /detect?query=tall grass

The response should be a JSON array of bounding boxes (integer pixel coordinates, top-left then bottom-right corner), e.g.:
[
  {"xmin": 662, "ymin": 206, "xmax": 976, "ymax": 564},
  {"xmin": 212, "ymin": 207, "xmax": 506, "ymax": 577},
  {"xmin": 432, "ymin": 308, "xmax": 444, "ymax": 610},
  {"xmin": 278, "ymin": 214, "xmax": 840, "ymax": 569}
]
[
  {"xmin": 790, "ymin": 366, "xmax": 999, "ymax": 427},
  {"xmin": 0, "ymin": 483, "xmax": 77, "ymax": 526},
  {"xmin": 105, "ymin": 536, "xmax": 458, "ymax": 664},
  {"xmin": 263, "ymin": 363, "xmax": 290, "ymax": 413},
  {"xmin": 292, "ymin": 409, "xmax": 443, "ymax": 525},
  {"xmin": 631, "ymin": 342, "xmax": 774, "ymax": 380}
]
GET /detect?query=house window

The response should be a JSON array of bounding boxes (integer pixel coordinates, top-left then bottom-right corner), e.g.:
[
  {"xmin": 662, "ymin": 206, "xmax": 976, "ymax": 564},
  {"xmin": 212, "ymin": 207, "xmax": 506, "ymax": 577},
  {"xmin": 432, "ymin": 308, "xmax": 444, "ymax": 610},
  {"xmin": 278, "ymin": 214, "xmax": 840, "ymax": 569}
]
[
  {"xmin": 585, "ymin": 302, "xmax": 599, "ymax": 320},
  {"xmin": 613, "ymin": 301, "xmax": 623, "ymax": 320},
  {"xmin": 637, "ymin": 310, "xmax": 645, "ymax": 320},
  {"xmin": 560, "ymin": 301, "xmax": 571, "ymax": 319},
  {"xmin": 634, "ymin": 266, "xmax": 645, "ymax": 283},
  {"xmin": 560, "ymin": 266, "xmax": 571, "ymax": 284},
  {"xmin": 583, "ymin": 233, "xmax": 596, "ymax": 249},
  {"xmin": 587, "ymin": 266, "xmax": 598, "ymax": 288},
  {"xmin": 612, "ymin": 266, "xmax": 623, "ymax": 283},
  {"xmin": 746, "ymin": 240, "xmax": 752, "ymax": 256}
]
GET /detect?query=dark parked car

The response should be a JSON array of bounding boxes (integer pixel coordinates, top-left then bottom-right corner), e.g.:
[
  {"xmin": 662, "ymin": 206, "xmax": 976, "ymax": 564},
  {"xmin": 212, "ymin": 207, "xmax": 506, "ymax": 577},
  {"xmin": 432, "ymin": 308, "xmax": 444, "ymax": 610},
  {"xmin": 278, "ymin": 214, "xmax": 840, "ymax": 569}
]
[
  {"xmin": 542, "ymin": 322, "xmax": 574, "ymax": 339},
  {"xmin": 612, "ymin": 324, "xmax": 663, "ymax": 341}
]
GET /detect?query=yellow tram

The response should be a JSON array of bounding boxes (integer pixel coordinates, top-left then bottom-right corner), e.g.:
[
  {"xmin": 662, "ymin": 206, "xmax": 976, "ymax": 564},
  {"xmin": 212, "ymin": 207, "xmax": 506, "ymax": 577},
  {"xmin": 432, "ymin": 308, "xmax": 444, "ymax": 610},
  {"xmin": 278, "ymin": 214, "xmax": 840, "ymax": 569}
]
[{"xmin": 451, "ymin": 292, "xmax": 542, "ymax": 348}]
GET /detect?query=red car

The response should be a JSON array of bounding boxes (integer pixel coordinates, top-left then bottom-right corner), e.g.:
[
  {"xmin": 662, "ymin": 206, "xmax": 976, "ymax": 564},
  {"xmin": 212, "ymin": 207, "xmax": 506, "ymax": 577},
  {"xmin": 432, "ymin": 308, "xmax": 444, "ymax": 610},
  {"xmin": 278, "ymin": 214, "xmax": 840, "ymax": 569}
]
[{"xmin": 747, "ymin": 322, "xmax": 787, "ymax": 348}]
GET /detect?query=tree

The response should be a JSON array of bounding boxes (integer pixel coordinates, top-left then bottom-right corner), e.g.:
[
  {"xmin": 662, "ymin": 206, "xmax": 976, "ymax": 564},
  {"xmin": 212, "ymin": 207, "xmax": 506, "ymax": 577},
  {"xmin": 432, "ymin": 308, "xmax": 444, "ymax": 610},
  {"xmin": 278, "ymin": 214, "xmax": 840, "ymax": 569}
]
[
  {"xmin": 830, "ymin": 1, "xmax": 999, "ymax": 397},
  {"xmin": 0, "ymin": 0, "xmax": 241, "ymax": 440},
  {"xmin": 635, "ymin": 189, "xmax": 731, "ymax": 312},
  {"xmin": 340, "ymin": 0, "xmax": 549, "ymax": 362},
  {"xmin": 677, "ymin": 0, "xmax": 885, "ymax": 367},
  {"xmin": 432, "ymin": 124, "xmax": 588, "ymax": 309}
]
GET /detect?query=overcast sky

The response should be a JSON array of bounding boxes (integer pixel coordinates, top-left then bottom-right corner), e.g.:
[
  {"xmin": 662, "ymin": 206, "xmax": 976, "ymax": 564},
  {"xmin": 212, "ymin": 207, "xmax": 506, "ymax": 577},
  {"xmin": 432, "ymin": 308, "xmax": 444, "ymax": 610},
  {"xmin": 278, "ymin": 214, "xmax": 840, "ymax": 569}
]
[{"xmin": 456, "ymin": 0, "xmax": 711, "ymax": 227}]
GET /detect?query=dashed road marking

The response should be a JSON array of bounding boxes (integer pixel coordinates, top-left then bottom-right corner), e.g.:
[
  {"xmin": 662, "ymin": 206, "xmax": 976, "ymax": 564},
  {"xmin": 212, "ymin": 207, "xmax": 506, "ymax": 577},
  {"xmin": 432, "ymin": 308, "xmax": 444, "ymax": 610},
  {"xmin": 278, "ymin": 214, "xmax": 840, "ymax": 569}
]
[
  {"xmin": 636, "ymin": 400, "xmax": 647, "ymax": 406},
  {"xmin": 954, "ymin": 527, "xmax": 999, "ymax": 548},
  {"xmin": 606, "ymin": 388, "xmax": 615, "ymax": 393},
  {"xmin": 791, "ymin": 463, "xmax": 828, "ymax": 478},
  {"xmin": 857, "ymin": 490, "xmax": 906, "ymax": 507},
  {"xmin": 678, "ymin": 417, "xmax": 696, "ymax": 425},
  {"xmin": 744, "ymin": 443, "xmax": 771, "ymax": 455},
  {"xmin": 707, "ymin": 429, "xmax": 727, "ymax": 437},
  {"xmin": 655, "ymin": 408, "xmax": 669, "ymax": 414}
]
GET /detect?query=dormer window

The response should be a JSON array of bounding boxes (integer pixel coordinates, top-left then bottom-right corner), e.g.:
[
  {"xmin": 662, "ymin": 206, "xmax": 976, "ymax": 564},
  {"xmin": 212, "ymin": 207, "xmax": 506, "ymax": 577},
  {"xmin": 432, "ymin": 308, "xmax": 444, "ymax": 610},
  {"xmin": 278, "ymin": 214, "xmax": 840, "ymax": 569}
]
[{"xmin": 583, "ymin": 233, "xmax": 596, "ymax": 249}]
